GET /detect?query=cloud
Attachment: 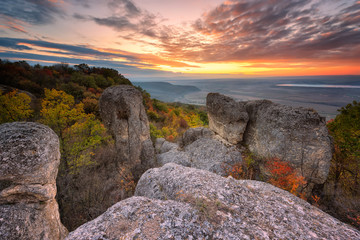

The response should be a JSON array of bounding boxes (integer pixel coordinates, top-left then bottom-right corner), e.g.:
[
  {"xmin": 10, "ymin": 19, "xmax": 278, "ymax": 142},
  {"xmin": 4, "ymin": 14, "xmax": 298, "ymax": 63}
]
[
  {"xmin": 92, "ymin": 16, "xmax": 136, "ymax": 31},
  {"xmin": 181, "ymin": 0, "xmax": 360, "ymax": 62},
  {"xmin": 0, "ymin": 38, "xmax": 32, "ymax": 50},
  {"xmin": 0, "ymin": 37, "xmax": 197, "ymax": 74},
  {"xmin": 0, "ymin": 37, "xmax": 138, "ymax": 61},
  {"xmin": 108, "ymin": 0, "xmax": 141, "ymax": 16},
  {"xmin": 0, "ymin": 0, "xmax": 64, "ymax": 25},
  {"xmin": 87, "ymin": 0, "xmax": 360, "ymax": 65},
  {"xmin": 0, "ymin": 15, "xmax": 28, "ymax": 34}
]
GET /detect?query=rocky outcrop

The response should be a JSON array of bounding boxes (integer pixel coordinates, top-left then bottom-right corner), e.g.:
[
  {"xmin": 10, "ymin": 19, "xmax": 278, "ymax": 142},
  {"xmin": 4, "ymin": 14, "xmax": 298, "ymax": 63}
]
[
  {"xmin": 207, "ymin": 93, "xmax": 249, "ymax": 144},
  {"xmin": 244, "ymin": 100, "xmax": 332, "ymax": 184},
  {"xmin": 0, "ymin": 122, "xmax": 68, "ymax": 240},
  {"xmin": 66, "ymin": 196, "xmax": 209, "ymax": 240},
  {"xmin": 68, "ymin": 163, "xmax": 360, "ymax": 239},
  {"xmin": 99, "ymin": 85, "xmax": 155, "ymax": 177},
  {"xmin": 156, "ymin": 127, "xmax": 242, "ymax": 176},
  {"xmin": 135, "ymin": 163, "xmax": 360, "ymax": 240},
  {"xmin": 206, "ymin": 93, "xmax": 332, "ymax": 187}
]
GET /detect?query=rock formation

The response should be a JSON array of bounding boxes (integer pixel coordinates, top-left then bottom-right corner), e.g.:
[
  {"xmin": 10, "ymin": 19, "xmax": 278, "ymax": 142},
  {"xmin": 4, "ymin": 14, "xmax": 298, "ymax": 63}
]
[
  {"xmin": 155, "ymin": 127, "xmax": 242, "ymax": 176},
  {"xmin": 244, "ymin": 100, "xmax": 332, "ymax": 185},
  {"xmin": 206, "ymin": 93, "xmax": 332, "ymax": 188},
  {"xmin": 0, "ymin": 122, "xmax": 68, "ymax": 240},
  {"xmin": 99, "ymin": 85, "xmax": 155, "ymax": 178},
  {"xmin": 67, "ymin": 163, "xmax": 360, "ymax": 239},
  {"xmin": 207, "ymin": 93, "xmax": 249, "ymax": 144}
]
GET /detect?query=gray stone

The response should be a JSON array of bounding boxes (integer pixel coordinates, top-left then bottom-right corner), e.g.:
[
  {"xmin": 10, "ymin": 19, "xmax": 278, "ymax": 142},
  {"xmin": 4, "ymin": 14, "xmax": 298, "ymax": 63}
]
[
  {"xmin": 0, "ymin": 122, "xmax": 68, "ymax": 240},
  {"xmin": 0, "ymin": 122, "xmax": 60, "ymax": 185},
  {"xmin": 157, "ymin": 149, "xmax": 191, "ymax": 167},
  {"xmin": 184, "ymin": 138, "xmax": 242, "ymax": 176},
  {"xmin": 135, "ymin": 163, "xmax": 360, "ymax": 240},
  {"xmin": 99, "ymin": 85, "xmax": 156, "ymax": 177},
  {"xmin": 244, "ymin": 100, "xmax": 332, "ymax": 185},
  {"xmin": 207, "ymin": 93, "xmax": 249, "ymax": 144},
  {"xmin": 155, "ymin": 138, "xmax": 178, "ymax": 154},
  {"xmin": 156, "ymin": 129, "xmax": 242, "ymax": 176},
  {"xmin": 180, "ymin": 127, "xmax": 214, "ymax": 147},
  {"xmin": 66, "ymin": 196, "xmax": 218, "ymax": 240}
]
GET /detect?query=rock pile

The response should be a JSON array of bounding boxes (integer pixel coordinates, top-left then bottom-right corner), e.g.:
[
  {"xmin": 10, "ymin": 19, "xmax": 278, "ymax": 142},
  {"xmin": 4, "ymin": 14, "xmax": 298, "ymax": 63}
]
[{"xmin": 0, "ymin": 122, "xmax": 67, "ymax": 240}]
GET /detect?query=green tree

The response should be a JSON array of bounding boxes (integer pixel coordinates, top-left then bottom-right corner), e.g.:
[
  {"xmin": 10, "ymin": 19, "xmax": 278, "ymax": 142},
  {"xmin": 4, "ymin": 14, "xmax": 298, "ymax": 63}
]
[
  {"xmin": 63, "ymin": 114, "xmax": 109, "ymax": 173},
  {"xmin": 0, "ymin": 90, "xmax": 33, "ymax": 123},
  {"xmin": 327, "ymin": 101, "xmax": 360, "ymax": 195}
]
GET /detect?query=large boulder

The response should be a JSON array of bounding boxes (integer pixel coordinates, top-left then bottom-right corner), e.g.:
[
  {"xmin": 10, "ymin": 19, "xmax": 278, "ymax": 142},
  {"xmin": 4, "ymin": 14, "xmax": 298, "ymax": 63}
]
[
  {"xmin": 99, "ymin": 85, "xmax": 155, "ymax": 177},
  {"xmin": 244, "ymin": 100, "xmax": 332, "ymax": 185},
  {"xmin": 0, "ymin": 122, "xmax": 68, "ymax": 240},
  {"xmin": 134, "ymin": 163, "xmax": 360, "ymax": 240},
  {"xmin": 156, "ymin": 128, "xmax": 242, "ymax": 176},
  {"xmin": 66, "ymin": 196, "xmax": 211, "ymax": 240},
  {"xmin": 207, "ymin": 93, "xmax": 249, "ymax": 144}
]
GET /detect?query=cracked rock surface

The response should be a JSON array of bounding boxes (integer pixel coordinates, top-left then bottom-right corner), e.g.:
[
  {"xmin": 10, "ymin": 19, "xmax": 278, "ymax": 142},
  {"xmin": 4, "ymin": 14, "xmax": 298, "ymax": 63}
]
[{"xmin": 0, "ymin": 122, "xmax": 67, "ymax": 240}]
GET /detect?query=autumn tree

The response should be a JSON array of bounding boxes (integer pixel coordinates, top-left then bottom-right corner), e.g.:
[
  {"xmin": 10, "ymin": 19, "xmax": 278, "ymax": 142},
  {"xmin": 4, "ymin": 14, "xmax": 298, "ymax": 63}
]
[
  {"xmin": 327, "ymin": 101, "xmax": 360, "ymax": 196},
  {"xmin": 40, "ymin": 89, "xmax": 109, "ymax": 171},
  {"xmin": 0, "ymin": 90, "xmax": 33, "ymax": 124},
  {"xmin": 326, "ymin": 101, "xmax": 360, "ymax": 228}
]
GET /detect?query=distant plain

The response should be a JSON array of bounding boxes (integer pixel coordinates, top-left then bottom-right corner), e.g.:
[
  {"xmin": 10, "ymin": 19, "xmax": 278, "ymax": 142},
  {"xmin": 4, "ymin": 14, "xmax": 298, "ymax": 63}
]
[{"xmin": 135, "ymin": 75, "xmax": 360, "ymax": 120}]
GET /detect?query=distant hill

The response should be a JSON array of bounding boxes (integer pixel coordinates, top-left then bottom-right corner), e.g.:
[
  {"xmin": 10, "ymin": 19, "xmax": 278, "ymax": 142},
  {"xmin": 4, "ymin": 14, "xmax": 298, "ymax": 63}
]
[{"xmin": 134, "ymin": 82, "xmax": 200, "ymax": 102}]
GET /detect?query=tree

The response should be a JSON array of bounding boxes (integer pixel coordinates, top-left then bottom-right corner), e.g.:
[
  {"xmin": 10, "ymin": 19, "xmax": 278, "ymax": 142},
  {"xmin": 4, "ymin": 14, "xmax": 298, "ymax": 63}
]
[
  {"xmin": 40, "ymin": 88, "xmax": 85, "ymax": 139},
  {"xmin": 62, "ymin": 114, "xmax": 109, "ymax": 173},
  {"xmin": 40, "ymin": 89, "xmax": 109, "ymax": 171},
  {"xmin": 327, "ymin": 101, "xmax": 360, "ymax": 196},
  {"xmin": 0, "ymin": 90, "xmax": 33, "ymax": 124}
]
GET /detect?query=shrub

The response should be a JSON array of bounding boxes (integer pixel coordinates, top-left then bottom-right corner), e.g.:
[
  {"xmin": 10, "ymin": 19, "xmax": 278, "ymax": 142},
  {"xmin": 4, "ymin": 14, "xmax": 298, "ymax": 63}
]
[{"xmin": 266, "ymin": 158, "xmax": 306, "ymax": 199}]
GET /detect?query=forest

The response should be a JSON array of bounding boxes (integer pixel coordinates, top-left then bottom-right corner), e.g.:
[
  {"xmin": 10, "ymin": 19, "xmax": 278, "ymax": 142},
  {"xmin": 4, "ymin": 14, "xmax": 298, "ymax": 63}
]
[{"xmin": 0, "ymin": 59, "xmax": 359, "ymax": 231}]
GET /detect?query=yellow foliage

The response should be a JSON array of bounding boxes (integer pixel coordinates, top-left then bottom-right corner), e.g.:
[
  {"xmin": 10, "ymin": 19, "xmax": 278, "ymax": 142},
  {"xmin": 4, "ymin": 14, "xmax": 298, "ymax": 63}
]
[{"xmin": 0, "ymin": 90, "xmax": 33, "ymax": 123}]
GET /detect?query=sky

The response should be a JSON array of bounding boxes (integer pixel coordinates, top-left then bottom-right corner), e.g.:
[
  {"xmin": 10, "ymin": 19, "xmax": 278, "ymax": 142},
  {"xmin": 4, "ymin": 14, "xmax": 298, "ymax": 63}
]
[{"xmin": 0, "ymin": 0, "xmax": 359, "ymax": 80}]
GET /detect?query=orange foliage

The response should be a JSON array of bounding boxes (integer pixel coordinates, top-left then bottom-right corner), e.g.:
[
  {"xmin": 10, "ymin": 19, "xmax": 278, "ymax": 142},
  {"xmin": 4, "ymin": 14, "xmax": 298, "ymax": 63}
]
[
  {"xmin": 225, "ymin": 162, "xmax": 244, "ymax": 180},
  {"xmin": 266, "ymin": 158, "xmax": 307, "ymax": 199},
  {"xmin": 311, "ymin": 194, "xmax": 321, "ymax": 207}
]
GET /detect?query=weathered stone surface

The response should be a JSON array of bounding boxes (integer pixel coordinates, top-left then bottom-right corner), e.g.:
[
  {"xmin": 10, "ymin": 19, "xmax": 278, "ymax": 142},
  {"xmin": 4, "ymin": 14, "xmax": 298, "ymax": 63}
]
[
  {"xmin": 184, "ymin": 138, "xmax": 242, "ymax": 176},
  {"xmin": 66, "ymin": 196, "xmax": 214, "ymax": 240},
  {"xmin": 157, "ymin": 128, "xmax": 242, "ymax": 176},
  {"xmin": 180, "ymin": 127, "xmax": 214, "ymax": 147},
  {"xmin": 99, "ymin": 85, "xmax": 156, "ymax": 176},
  {"xmin": 135, "ymin": 163, "xmax": 360, "ymax": 240},
  {"xmin": 244, "ymin": 100, "xmax": 332, "ymax": 185},
  {"xmin": 207, "ymin": 93, "xmax": 249, "ymax": 144},
  {"xmin": 0, "ymin": 122, "xmax": 60, "ymax": 185},
  {"xmin": 155, "ymin": 138, "xmax": 178, "ymax": 154},
  {"xmin": 1, "ymin": 200, "xmax": 67, "ymax": 240},
  {"xmin": 0, "ymin": 122, "xmax": 68, "ymax": 240}
]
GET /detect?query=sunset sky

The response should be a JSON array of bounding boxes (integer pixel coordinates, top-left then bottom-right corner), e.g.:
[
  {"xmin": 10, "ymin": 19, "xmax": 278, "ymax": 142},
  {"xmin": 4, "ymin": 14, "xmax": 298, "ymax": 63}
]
[{"xmin": 0, "ymin": 0, "xmax": 359, "ymax": 80}]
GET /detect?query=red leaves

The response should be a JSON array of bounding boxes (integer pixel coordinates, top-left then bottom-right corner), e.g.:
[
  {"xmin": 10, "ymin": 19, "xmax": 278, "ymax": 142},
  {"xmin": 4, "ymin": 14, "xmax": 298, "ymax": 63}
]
[{"xmin": 266, "ymin": 158, "xmax": 307, "ymax": 199}]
